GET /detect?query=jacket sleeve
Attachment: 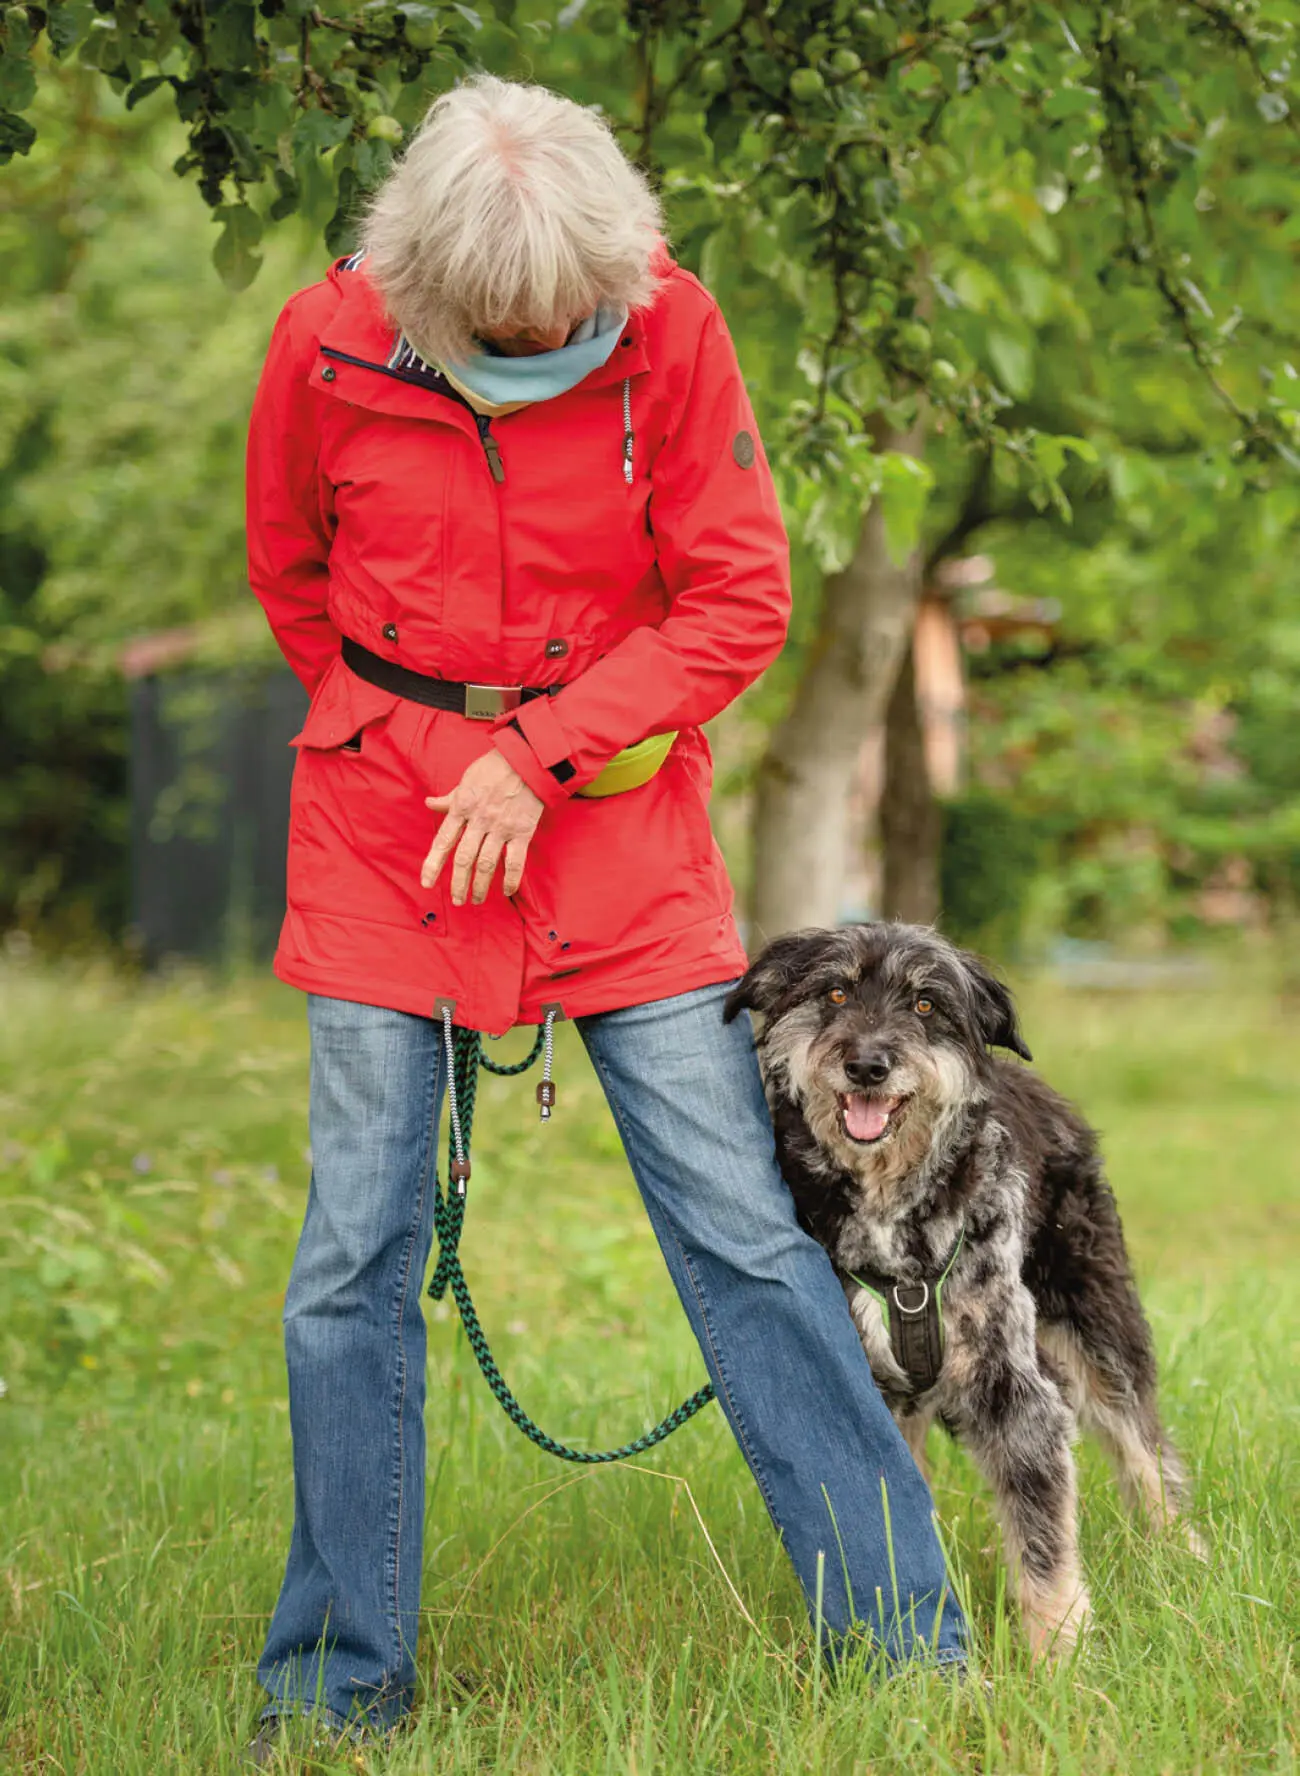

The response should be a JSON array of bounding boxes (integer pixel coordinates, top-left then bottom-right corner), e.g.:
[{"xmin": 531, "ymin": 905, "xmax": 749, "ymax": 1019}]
[
  {"xmin": 491, "ymin": 299, "xmax": 792, "ymax": 807},
  {"xmin": 246, "ymin": 295, "xmax": 340, "ymax": 695}
]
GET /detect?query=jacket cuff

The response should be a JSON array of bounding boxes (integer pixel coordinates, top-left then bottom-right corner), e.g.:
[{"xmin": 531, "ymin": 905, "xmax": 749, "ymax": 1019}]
[
  {"xmin": 491, "ymin": 719, "xmax": 573, "ymax": 810},
  {"xmin": 511, "ymin": 695, "xmax": 576, "ymax": 774}
]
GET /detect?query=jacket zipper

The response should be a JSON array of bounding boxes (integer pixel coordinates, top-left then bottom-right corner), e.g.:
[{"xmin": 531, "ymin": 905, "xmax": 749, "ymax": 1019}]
[
  {"xmin": 476, "ymin": 414, "xmax": 505, "ymax": 483},
  {"xmin": 319, "ymin": 345, "xmax": 505, "ymax": 483}
]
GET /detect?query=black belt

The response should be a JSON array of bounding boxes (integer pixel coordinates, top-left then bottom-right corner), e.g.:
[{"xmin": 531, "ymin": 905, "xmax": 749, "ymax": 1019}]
[{"xmin": 341, "ymin": 636, "xmax": 558, "ymax": 721}]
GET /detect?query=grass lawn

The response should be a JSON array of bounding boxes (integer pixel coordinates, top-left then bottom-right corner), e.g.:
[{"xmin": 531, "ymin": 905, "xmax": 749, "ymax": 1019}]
[{"xmin": 1, "ymin": 954, "xmax": 1296, "ymax": 1774}]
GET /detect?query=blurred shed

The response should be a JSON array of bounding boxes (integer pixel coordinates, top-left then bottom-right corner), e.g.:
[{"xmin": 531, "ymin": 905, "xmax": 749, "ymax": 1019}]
[{"xmin": 119, "ymin": 622, "xmax": 304, "ymax": 965}]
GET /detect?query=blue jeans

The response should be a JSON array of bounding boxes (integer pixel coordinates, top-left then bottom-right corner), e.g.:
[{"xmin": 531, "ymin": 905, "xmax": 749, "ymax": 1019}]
[{"xmin": 258, "ymin": 984, "xmax": 965, "ymax": 1730}]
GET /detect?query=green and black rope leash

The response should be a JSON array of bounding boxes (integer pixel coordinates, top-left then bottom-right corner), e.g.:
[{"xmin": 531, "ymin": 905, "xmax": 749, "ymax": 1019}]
[{"xmin": 426, "ymin": 1008, "xmax": 716, "ymax": 1463}]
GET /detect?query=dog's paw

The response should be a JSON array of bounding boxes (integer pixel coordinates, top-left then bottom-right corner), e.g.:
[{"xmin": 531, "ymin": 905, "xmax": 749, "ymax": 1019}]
[
  {"xmin": 1022, "ymin": 1578, "xmax": 1091, "ymax": 1665},
  {"xmin": 1178, "ymin": 1519, "xmax": 1209, "ymax": 1563}
]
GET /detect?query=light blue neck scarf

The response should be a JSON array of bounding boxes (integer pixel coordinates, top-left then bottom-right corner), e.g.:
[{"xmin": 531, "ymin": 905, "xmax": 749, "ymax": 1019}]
[{"xmin": 440, "ymin": 301, "xmax": 627, "ymax": 411}]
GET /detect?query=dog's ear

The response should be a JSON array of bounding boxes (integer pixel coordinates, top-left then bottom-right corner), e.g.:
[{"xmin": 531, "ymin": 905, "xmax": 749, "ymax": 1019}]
[
  {"xmin": 961, "ymin": 950, "xmax": 1033, "ymax": 1062},
  {"xmin": 724, "ymin": 930, "xmax": 823, "ymax": 1024}
]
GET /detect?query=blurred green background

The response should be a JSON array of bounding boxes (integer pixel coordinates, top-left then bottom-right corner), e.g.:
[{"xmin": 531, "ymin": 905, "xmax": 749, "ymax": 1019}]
[{"xmin": 3, "ymin": 0, "xmax": 1300, "ymax": 959}]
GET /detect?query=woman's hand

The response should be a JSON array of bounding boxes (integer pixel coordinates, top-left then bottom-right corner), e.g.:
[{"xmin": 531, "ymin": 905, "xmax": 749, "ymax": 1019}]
[{"xmin": 422, "ymin": 750, "xmax": 544, "ymax": 906}]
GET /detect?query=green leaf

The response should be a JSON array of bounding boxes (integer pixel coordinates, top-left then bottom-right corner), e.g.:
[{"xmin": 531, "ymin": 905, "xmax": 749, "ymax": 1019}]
[
  {"xmin": 898, "ymin": 60, "xmax": 942, "ymax": 96},
  {"xmin": 291, "ymin": 107, "xmax": 353, "ymax": 169},
  {"xmin": 267, "ymin": 165, "xmax": 300, "ymax": 222},
  {"xmin": 1042, "ymin": 82, "xmax": 1099, "ymax": 120},
  {"xmin": 221, "ymin": 123, "xmax": 262, "ymax": 185},
  {"xmin": 877, "ymin": 451, "xmax": 935, "ymax": 566},
  {"xmin": 125, "ymin": 73, "xmax": 167, "ymax": 109},
  {"xmin": 352, "ymin": 136, "xmax": 394, "ymax": 189},
  {"xmin": 0, "ymin": 50, "xmax": 36, "ymax": 111},
  {"xmin": 45, "ymin": 0, "xmax": 93, "ymax": 54},
  {"xmin": 324, "ymin": 167, "xmax": 361, "ymax": 256},
  {"xmin": 1031, "ymin": 431, "xmax": 1099, "ymax": 503},
  {"xmin": 77, "ymin": 20, "xmax": 123, "ymax": 72},
  {"xmin": 0, "ymin": 107, "xmax": 33, "ymax": 161},
  {"xmin": 986, "ymin": 327, "xmax": 1035, "ymax": 400},
  {"xmin": 211, "ymin": 202, "xmax": 263, "ymax": 291},
  {"xmin": 841, "ymin": 359, "xmax": 886, "ymax": 412},
  {"xmin": 206, "ymin": 0, "xmax": 259, "ymax": 70},
  {"xmin": 3, "ymin": 4, "xmax": 33, "ymax": 54},
  {"xmin": 705, "ymin": 92, "xmax": 743, "ymax": 163}
]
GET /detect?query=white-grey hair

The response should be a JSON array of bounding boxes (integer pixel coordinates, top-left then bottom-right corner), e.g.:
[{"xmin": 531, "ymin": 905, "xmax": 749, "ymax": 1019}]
[{"xmin": 359, "ymin": 74, "xmax": 665, "ymax": 365}]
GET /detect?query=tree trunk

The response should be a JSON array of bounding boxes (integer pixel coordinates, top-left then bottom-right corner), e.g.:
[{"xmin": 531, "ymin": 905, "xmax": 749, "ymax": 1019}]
[
  {"xmin": 879, "ymin": 641, "xmax": 941, "ymax": 924},
  {"xmin": 749, "ymin": 422, "xmax": 925, "ymax": 941}
]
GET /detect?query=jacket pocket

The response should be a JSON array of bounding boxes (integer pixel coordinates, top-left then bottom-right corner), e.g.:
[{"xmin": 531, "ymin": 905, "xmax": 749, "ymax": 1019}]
[
  {"xmin": 517, "ymin": 747, "xmax": 726, "ymax": 972},
  {"xmin": 291, "ymin": 649, "xmax": 403, "ymax": 752},
  {"xmin": 286, "ymin": 654, "xmax": 429, "ymax": 926}
]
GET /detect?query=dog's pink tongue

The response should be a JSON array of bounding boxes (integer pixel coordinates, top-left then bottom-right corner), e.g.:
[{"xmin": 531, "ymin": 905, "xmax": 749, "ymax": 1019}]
[{"xmin": 844, "ymin": 1094, "xmax": 895, "ymax": 1142}]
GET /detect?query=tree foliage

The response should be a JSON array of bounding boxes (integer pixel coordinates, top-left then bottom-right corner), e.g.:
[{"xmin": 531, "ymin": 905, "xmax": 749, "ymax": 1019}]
[
  {"xmin": 4, "ymin": 1, "xmax": 1298, "ymax": 476},
  {"xmin": 2, "ymin": 0, "xmax": 1299, "ymax": 943}
]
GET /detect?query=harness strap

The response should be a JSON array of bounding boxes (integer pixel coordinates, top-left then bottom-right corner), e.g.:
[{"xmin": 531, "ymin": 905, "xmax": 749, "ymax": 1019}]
[{"xmin": 848, "ymin": 1229, "xmax": 965, "ymax": 1395}]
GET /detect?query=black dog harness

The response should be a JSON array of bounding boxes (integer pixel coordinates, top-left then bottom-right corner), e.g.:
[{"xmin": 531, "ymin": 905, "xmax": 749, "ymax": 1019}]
[{"xmin": 848, "ymin": 1230, "xmax": 965, "ymax": 1394}]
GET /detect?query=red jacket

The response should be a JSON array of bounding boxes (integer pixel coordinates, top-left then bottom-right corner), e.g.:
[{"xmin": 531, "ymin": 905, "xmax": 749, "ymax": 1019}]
[{"xmin": 246, "ymin": 254, "xmax": 790, "ymax": 1035}]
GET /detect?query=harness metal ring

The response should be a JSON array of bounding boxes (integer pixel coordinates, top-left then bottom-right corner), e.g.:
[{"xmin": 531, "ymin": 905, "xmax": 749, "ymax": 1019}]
[{"xmin": 892, "ymin": 1280, "xmax": 930, "ymax": 1316}]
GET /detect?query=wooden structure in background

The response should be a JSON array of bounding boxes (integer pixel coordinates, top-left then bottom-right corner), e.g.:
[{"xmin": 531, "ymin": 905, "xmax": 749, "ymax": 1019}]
[{"xmin": 856, "ymin": 557, "xmax": 1062, "ymax": 925}]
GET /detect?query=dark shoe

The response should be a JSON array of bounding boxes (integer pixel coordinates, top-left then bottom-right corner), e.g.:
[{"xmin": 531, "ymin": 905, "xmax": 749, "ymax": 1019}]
[
  {"xmin": 242, "ymin": 1722, "xmax": 282, "ymax": 1769},
  {"xmin": 242, "ymin": 1713, "xmax": 372, "ymax": 1768}
]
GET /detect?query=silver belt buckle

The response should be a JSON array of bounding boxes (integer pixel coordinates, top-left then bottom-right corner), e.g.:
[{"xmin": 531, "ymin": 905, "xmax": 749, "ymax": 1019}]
[{"xmin": 464, "ymin": 684, "xmax": 523, "ymax": 721}]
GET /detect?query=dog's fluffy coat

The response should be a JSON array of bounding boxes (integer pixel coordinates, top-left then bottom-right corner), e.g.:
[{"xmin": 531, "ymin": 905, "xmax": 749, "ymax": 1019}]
[{"xmin": 726, "ymin": 922, "xmax": 1201, "ymax": 1658}]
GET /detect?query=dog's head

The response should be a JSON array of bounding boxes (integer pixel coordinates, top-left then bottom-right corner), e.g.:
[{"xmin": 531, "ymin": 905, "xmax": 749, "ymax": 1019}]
[{"xmin": 725, "ymin": 922, "xmax": 1031, "ymax": 1182}]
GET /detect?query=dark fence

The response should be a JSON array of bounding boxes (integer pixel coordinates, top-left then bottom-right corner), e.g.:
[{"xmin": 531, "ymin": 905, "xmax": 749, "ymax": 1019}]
[{"xmin": 129, "ymin": 668, "xmax": 306, "ymax": 965}]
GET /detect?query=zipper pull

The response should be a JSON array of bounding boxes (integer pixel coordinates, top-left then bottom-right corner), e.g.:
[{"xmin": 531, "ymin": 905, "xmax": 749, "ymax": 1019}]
[{"xmin": 476, "ymin": 415, "xmax": 505, "ymax": 483}]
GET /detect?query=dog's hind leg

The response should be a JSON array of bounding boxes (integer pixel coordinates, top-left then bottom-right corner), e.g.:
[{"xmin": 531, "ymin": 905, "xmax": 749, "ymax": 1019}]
[
  {"xmin": 1038, "ymin": 1323, "xmax": 1205, "ymax": 1559},
  {"xmin": 1099, "ymin": 1407, "xmax": 1205, "ymax": 1559}
]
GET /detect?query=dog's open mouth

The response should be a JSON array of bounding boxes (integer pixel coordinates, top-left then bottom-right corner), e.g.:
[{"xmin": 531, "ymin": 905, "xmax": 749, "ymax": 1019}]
[{"xmin": 839, "ymin": 1092, "xmax": 909, "ymax": 1144}]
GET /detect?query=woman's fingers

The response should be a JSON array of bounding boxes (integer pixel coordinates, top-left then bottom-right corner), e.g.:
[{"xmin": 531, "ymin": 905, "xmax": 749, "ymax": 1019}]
[
  {"xmin": 502, "ymin": 836, "xmax": 532, "ymax": 899},
  {"xmin": 449, "ymin": 823, "xmax": 488, "ymax": 906},
  {"xmin": 470, "ymin": 834, "xmax": 506, "ymax": 905},
  {"xmin": 421, "ymin": 806, "xmax": 465, "ymax": 889}
]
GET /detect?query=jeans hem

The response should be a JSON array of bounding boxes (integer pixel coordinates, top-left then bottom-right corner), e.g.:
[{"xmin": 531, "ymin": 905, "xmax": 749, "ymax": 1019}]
[
  {"xmin": 258, "ymin": 1697, "xmax": 410, "ymax": 1737},
  {"xmin": 822, "ymin": 1640, "xmax": 968, "ymax": 1682}
]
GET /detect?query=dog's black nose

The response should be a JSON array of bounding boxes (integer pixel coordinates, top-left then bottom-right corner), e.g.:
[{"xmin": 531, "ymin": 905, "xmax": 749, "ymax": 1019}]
[{"xmin": 845, "ymin": 1050, "xmax": 893, "ymax": 1087}]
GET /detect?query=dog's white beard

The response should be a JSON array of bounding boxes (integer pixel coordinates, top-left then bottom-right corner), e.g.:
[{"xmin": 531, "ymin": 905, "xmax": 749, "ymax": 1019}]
[{"xmin": 772, "ymin": 1023, "xmax": 976, "ymax": 1203}]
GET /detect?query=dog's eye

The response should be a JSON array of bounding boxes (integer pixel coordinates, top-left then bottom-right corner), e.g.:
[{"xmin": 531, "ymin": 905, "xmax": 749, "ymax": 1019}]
[
  {"xmin": 828, "ymin": 986, "xmax": 847, "ymax": 1006},
  {"xmin": 915, "ymin": 996, "xmax": 934, "ymax": 1017}
]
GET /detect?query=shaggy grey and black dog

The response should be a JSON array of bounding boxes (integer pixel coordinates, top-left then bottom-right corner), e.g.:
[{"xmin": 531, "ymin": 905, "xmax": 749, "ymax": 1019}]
[{"xmin": 725, "ymin": 921, "xmax": 1202, "ymax": 1659}]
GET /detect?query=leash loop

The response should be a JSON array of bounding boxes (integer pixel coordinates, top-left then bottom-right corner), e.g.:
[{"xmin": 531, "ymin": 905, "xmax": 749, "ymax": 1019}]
[
  {"xmin": 480, "ymin": 1024, "xmax": 546, "ymax": 1076},
  {"xmin": 427, "ymin": 1020, "xmax": 716, "ymax": 1463}
]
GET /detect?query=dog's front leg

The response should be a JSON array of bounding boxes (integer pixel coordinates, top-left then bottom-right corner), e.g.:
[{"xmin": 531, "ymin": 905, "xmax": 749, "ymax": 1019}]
[{"xmin": 947, "ymin": 1288, "xmax": 1090, "ymax": 1662}]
